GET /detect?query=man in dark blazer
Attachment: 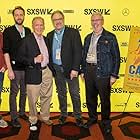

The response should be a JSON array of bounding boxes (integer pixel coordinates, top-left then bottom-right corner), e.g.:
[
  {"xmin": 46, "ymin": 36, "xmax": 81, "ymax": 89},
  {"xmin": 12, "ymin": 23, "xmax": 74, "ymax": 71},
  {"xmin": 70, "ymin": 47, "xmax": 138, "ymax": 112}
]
[
  {"xmin": 3, "ymin": 6, "xmax": 31, "ymax": 127},
  {"xmin": 46, "ymin": 10, "xmax": 83, "ymax": 127},
  {"xmin": 17, "ymin": 17, "xmax": 53, "ymax": 131}
]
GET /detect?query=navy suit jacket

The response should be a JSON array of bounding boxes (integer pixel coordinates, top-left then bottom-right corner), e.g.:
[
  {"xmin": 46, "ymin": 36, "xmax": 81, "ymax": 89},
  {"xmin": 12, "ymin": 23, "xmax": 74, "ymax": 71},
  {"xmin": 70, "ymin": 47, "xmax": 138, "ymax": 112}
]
[{"xmin": 17, "ymin": 33, "xmax": 54, "ymax": 84}]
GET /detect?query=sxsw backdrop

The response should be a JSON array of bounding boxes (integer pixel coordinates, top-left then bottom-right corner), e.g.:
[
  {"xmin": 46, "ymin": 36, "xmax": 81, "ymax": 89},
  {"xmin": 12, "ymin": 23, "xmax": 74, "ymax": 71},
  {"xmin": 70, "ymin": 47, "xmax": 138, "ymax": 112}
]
[{"xmin": 0, "ymin": 0, "xmax": 140, "ymax": 112}]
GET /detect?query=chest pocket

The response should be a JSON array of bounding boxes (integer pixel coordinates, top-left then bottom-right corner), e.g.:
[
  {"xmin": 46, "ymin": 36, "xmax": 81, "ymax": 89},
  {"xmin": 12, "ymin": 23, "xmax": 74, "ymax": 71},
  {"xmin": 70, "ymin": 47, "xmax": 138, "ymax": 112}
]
[{"xmin": 99, "ymin": 39, "xmax": 111, "ymax": 53}]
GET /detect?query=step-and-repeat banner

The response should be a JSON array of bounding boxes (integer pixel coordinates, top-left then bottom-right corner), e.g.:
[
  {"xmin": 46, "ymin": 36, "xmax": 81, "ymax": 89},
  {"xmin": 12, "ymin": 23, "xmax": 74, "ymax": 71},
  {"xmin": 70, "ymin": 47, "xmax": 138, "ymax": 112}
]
[{"xmin": 0, "ymin": 0, "xmax": 140, "ymax": 112}]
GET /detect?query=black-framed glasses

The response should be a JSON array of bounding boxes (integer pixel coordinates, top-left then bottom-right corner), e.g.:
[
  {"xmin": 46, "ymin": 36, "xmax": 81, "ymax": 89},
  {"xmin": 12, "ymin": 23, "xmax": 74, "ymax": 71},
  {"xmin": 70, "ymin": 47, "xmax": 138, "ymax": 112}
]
[{"xmin": 52, "ymin": 18, "xmax": 63, "ymax": 22}]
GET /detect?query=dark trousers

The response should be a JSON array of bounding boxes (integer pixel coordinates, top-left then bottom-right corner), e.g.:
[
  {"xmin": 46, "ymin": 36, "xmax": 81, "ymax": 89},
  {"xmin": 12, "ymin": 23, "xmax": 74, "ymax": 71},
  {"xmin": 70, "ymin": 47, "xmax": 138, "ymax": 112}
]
[
  {"xmin": 10, "ymin": 70, "xmax": 26, "ymax": 120},
  {"xmin": 85, "ymin": 65, "xmax": 111, "ymax": 126},
  {"xmin": 53, "ymin": 64, "xmax": 82, "ymax": 119}
]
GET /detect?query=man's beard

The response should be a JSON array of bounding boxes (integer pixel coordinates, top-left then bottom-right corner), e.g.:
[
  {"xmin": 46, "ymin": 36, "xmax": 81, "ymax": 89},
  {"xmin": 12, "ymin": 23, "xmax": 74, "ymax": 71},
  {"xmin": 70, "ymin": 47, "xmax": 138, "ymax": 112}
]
[{"xmin": 15, "ymin": 19, "xmax": 24, "ymax": 25}]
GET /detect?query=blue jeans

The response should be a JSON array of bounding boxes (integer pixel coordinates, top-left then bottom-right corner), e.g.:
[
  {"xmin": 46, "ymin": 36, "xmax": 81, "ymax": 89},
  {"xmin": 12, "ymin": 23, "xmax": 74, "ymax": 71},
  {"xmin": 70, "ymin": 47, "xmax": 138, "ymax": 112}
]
[
  {"xmin": 0, "ymin": 72, "xmax": 4, "ymax": 106},
  {"xmin": 53, "ymin": 64, "xmax": 82, "ymax": 119}
]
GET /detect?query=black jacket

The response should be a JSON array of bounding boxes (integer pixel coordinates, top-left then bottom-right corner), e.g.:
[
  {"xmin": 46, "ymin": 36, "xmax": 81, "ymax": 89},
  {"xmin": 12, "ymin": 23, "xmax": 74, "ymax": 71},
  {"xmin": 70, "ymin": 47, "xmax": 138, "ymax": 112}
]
[
  {"xmin": 17, "ymin": 33, "xmax": 54, "ymax": 84},
  {"xmin": 46, "ymin": 27, "xmax": 82, "ymax": 79},
  {"xmin": 3, "ymin": 25, "xmax": 31, "ymax": 70}
]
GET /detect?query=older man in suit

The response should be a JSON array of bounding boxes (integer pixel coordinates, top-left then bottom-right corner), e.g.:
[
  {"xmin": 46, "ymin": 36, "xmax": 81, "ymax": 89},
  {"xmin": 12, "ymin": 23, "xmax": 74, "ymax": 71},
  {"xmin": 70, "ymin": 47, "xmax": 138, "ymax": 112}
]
[
  {"xmin": 46, "ymin": 10, "xmax": 83, "ymax": 127},
  {"xmin": 17, "ymin": 17, "xmax": 53, "ymax": 131}
]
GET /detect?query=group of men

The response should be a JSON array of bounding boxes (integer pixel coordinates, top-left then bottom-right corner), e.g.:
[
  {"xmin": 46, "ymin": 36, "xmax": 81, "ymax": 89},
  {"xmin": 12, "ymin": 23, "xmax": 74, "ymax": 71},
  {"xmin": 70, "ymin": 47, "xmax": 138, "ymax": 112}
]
[{"xmin": 0, "ymin": 6, "xmax": 120, "ymax": 134}]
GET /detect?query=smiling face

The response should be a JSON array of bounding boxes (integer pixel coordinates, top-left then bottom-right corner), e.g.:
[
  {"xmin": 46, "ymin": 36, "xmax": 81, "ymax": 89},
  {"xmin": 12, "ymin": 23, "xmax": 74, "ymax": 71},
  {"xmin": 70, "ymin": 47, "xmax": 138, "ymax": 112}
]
[
  {"xmin": 51, "ymin": 12, "xmax": 64, "ymax": 31},
  {"xmin": 13, "ymin": 9, "xmax": 25, "ymax": 25},
  {"xmin": 91, "ymin": 13, "xmax": 104, "ymax": 34},
  {"xmin": 32, "ymin": 17, "xmax": 45, "ymax": 36}
]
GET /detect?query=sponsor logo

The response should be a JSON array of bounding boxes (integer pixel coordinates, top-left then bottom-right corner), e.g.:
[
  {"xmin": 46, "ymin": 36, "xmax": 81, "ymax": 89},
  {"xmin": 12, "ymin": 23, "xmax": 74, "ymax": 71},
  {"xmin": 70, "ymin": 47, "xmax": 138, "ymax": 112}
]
[
  {"xmin": 112, "ymin": 25, "xmax": 137, "ymax": 31},
  {"xmin": 82, "ymin": 103, "xmax": 87, "ymax": 108},
  {"xmin": 26, "ymin": 8, "xmax": 53, "ymax": 15},
  {"xmin": 1, "ymin": 87, "xmax": 10, "ymax": 93},
  {"xmin": 0, "ymin": 25, "xmax": 11, "ymax": 32},
  {"xmin": 63, "ymin": 10, "xmax": 74, "ymax": 13},
  {"xmin": 122, "ymin": 8, "xmax": 130, "ymax": 16},
  {"xmin": 136, "ymin": 102, "xmax": 140, "ymax": 108},
  {"xmin": 82, "ymin": 102, "xmax": 101, "ymax": 108},
  {"xmin": 111, "ymin": 87, "xmax": 133, "ymax": 93},
  {"xmin": 120, "ymin": 42, "xmax": 128, "ymax": 47},
  {"xmin": 120, "ymin": 57, "xmax": 127, "ymax": 63},
  {"xmin": 7, "ymin": 9, "xmax": 13, "ymax": 14},
  {"xmin": 36, "ymin": 102, "xmax": 53, "ymax": 108},
  {"xmin": 115, "ymin": 103, "xmax": 127, "ymax": 107},
  {"xmin": 66, "ymin": 25, "xmax": 82, "ymax": 31},
  {"xmin": 84, "ymin": 8, "xmax": 111, "ymax": 15}
]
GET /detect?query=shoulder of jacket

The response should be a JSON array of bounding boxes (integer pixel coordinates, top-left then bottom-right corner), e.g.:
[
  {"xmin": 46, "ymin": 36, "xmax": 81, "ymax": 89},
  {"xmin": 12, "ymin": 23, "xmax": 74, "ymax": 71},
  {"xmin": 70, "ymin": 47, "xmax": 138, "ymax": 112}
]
[
  {"xmin": 103, "ymin": 29, "xmax": 116, "ymax": 38},
  {"xmin": 85, "ymin": 33, "xmax": 92, "ymax": 40},
  {"xmin": 3, "ymin": 25, "xmax": 14, "ymax": 32},
  {"xmin": 47, "ymin": 30, "xmax": 54, "ymax": 36},
  {"xmin": 24, "ymin": 27, "xmax": 31, "ymax": 31}
]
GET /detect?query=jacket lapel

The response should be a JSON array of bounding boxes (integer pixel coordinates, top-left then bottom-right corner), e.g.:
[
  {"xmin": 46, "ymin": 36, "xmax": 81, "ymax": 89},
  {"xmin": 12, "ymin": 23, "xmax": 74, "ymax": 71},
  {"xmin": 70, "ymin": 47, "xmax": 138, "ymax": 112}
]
[{"xmin": 30, "ymin": 33, "xmax": 40, "ymax": 54}]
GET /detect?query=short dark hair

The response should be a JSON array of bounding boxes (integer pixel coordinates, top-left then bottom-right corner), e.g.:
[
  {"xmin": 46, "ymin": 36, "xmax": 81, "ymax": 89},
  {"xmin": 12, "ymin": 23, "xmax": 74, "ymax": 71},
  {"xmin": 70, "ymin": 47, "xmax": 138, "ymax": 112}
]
[
  {"xmin": 12, "ymin": 6, "xmax": 25, "ymax": 16},
  {"xmin": 51, "ymin": 10, "xmax": 64, "ymax": 19}
]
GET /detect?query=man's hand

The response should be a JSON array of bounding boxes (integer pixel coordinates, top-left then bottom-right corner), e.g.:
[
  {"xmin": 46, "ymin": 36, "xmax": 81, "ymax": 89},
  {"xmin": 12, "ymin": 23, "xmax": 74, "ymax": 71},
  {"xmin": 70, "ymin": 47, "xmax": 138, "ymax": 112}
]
[
  {"xmin": 70, "ymin": 70, "xmax": 78, "ymax": 80},
  {"xmin": 34, "ymin": 54, "xmax": 43, "ymax": 63},
  {"xmin": 0, "ymin": 67, "xmax": 6, "ymax": 73},
  {"xmin": 110, "ymin": 76, "xmax": 117, "ymax": 87},
  {"xmin": 8, "ymin": 69, "xmax": 15, "ymax": 80},
  {"xmin": 80, "ymin": 73, "xmax": 85, "ymax": 81}
]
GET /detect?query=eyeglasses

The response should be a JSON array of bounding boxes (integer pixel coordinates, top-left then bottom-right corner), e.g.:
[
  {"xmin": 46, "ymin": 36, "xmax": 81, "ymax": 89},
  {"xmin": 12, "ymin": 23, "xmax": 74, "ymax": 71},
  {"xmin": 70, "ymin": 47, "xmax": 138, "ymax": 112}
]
[
  {"xmin": 52, "ymin": 18, "xmax": 63, "ymax": 22},
  {"xmin": 91, "ymin": 19, "xmax": 103, "ymax": 22}
]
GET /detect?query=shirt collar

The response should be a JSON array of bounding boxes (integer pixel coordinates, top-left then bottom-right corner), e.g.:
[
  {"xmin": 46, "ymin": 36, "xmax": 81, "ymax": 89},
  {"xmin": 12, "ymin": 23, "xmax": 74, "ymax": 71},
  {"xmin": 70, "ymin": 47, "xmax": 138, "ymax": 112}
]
[
  {"xmin": 15, "ymin": 24, "xmax": 24, "ymax": 30},
  {"xmin": 15, "ymin": 24, "xmax": 25, "ymax": 38},
  {"xmin": 55, "ymin": 26, "xmax": 65, "ymax": 35},
  {"xmin": 93, "ymin": 28, "xmax": 103, "ymax": 37},
  {"xmin": 33, "ymin": 32, "xmax": 43, "ymax": 40}
]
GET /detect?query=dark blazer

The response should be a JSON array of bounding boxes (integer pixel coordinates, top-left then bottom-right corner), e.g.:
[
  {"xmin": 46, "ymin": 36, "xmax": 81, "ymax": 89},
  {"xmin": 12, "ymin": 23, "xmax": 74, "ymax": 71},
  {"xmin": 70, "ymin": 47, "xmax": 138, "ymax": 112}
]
[
  {"xmin": 3, "ymin": 25, "xmax": 31, "ymax": 70},
  {"xmin": 46, "ymin": 27, "xmax": 82, "ymax": 79},
  {"xmin": 17, "ymin": 33, "xmax": 54, "ymax": 84}
]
